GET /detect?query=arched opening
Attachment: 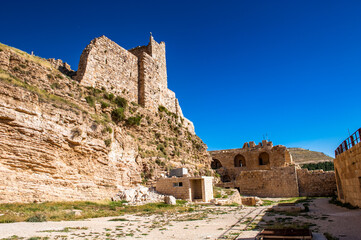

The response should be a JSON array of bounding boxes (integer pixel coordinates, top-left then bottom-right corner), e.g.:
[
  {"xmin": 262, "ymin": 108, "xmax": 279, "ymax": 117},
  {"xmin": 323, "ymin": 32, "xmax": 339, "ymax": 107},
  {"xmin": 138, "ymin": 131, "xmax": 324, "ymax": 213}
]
[
  {"xmin": 336, "ymin": 170, "xmax": 344, "ymax": 200},
  {"xmin": 234, "ymin": 154, "xmax": 246, "ymax": 167},
  {"xmin": 259, "ymin": 152, "xmax": 270, "ymax": 165},
  {"xmin": 211, "ymin": 159, "xmax": 222, "ymax": 169},
  {"xmin": 222, "ymin": 175, "xmax": 231, "ymax": 182}
]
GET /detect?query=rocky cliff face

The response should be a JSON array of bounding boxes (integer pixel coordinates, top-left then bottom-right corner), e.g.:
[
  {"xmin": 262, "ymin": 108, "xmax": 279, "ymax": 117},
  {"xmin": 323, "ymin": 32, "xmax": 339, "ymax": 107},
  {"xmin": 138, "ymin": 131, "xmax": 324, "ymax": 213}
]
[{"xmin": 0, "ymin": 43, "xmax": 211, "ymax": 203}]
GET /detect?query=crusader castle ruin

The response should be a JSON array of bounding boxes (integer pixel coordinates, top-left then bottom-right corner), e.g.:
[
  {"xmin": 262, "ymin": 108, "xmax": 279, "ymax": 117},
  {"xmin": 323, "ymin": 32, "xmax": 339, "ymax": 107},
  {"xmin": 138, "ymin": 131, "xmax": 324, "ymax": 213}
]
[
  {"xmin": 76, "ymin": 34, "xmax": 194, "ymax": 133},
  {"xmin": 210, "ymin": 140, "xmax": 337, "ymax": 198},
  {"xmin": 0, "ymin": 35, "xmax": 211, "ymax": 203}
]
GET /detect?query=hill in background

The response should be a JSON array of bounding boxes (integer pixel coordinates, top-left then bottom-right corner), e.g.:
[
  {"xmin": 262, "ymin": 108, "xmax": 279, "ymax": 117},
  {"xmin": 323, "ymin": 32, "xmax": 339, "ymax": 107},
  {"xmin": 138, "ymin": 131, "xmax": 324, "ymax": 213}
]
[{"xmin": 288, "ymin": 147, "xmax": 334, "ymax": 165}]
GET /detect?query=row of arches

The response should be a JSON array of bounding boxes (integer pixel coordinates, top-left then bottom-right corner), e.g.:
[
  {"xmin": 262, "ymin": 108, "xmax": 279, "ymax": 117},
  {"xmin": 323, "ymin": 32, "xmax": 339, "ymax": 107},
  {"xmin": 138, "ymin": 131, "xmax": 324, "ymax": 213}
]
[{"xmin": 211, "ymin": 152, "xmax": 270, "ymax": 169}]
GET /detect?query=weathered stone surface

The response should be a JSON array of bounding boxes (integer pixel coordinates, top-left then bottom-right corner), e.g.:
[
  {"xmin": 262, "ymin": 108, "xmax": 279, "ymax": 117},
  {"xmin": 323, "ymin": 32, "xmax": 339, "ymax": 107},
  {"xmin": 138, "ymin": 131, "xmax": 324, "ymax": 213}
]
[
  {"xmin": 47, "ymin": 58, "xmax": 76, "ymax": 77},
  {"xmin": 0, "ymin": 40, "xmax": 211, "ymax": 203},
  {"xmin": 76, "ymin": 35, "xmax": 195, "ymax": 134},
  {"xmin": 156, "ymin": 176, "xmax": 214, "ymax": 202},
  {"xmin": 210, "ymin": 140, "xmax": 299, "ymax": 197},
  {"xmin": 112, "ymin": 185, "xmax": 164, "ymax": 205},
  {"xmin": 211, "ymin": 190, "xmax": 243, "ymax": 206},
  {"xmin": 334, "ymin": 140, "xmax": 361, "ymax": 207},
  {"xmin": 209, "ymin": 140, "xmax": 336, "ymax": 198},
  {"xmin": 297, "ymin": 168, "xmax": 336, "ymax": 197},
  {"xmin": 241, "ymin": 196, "xmax": 262, "ymax": 206},
  {"xmin": 76, "ymin": 36, "xmax": 139, "ymax": 103},
  {"xmin": 164, "ymin": 195, "xmax": 176, "ymax": 205}
]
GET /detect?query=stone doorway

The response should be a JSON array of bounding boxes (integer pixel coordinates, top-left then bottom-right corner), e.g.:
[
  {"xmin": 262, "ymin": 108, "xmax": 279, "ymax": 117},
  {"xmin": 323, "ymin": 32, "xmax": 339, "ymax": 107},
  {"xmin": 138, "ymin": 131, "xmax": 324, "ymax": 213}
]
[{"xmin": 190, "ymin": 179, "xmax": 203, "ymax": 201}]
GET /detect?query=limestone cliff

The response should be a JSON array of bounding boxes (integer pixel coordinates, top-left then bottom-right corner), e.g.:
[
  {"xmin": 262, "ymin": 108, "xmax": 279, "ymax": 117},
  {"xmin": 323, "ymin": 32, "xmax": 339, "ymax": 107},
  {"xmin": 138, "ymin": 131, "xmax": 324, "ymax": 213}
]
[{"xmin": 0, "ymin": 41, "xmax": 211, "ymax": 203}]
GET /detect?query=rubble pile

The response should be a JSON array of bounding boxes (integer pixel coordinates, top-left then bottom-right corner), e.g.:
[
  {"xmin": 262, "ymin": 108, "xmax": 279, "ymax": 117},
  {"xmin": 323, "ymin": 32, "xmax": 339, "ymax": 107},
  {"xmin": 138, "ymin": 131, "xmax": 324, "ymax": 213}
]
[{"xmin": 112, "ymin": 185, "xmax": 165, "ymax": 205}]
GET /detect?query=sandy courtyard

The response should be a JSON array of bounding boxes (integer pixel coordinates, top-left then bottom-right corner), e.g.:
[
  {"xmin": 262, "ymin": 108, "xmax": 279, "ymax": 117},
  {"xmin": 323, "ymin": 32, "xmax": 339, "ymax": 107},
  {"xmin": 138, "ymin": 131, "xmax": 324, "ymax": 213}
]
[{"xmin": 0, "ymin": 198, "xmax": 360, "ymax": 240}]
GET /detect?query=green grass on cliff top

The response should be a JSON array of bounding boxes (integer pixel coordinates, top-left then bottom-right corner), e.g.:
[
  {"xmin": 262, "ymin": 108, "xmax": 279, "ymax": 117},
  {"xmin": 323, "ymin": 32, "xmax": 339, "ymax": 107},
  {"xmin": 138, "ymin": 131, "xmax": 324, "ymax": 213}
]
[
  {"xmin": 0, "ymin": 200, "xmax": 192, "ymax": 223},
  {"xmin": 0, "ymin": 69, "xmax": 83, "ymax": 112},
  {"xmin": 0, "ymin": 42, "xmax": 52, "ymax": 69}
]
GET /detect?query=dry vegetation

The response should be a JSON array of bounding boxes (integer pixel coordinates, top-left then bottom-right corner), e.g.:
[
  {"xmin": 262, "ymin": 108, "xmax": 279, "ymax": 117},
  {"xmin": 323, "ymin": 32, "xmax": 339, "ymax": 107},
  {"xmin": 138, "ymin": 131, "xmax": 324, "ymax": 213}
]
[{"xmin": 0, "ymin": 42, "xmax": 212, "ymax": 185}]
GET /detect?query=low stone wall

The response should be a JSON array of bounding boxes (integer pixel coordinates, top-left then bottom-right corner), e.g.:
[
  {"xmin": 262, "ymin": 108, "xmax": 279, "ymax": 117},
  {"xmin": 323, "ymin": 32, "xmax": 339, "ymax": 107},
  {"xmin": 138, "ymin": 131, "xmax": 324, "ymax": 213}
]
[
  {"xmin": 334, "ymin": 141, "xmax": 361, "ymax": 207},
  {"xmin": 297, "ymin": 168, "xmax": 336, "ymax": 197},
  {"xmin": 235, "ymin": 166, "xmax": 299, "ymax": 197}
]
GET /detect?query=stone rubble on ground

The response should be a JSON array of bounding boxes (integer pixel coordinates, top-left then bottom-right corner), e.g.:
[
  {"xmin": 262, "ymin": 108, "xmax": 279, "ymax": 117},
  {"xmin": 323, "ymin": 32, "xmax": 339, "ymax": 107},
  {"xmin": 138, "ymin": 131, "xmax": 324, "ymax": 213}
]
[
  {"xmin": 241, "ymin": 196, "xmax": 263, "ymax": 206},
  {"xmin": 112, "ymin": 184, "xmax": 166, "ymax": 205}
]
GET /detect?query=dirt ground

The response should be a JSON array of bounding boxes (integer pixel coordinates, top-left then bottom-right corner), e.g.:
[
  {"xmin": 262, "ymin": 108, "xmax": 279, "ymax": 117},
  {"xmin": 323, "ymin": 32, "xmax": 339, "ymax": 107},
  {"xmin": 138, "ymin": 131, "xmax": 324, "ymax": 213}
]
[{"xmin": 0, "ymin": 198, "xmax": 360, "ymax": 240}]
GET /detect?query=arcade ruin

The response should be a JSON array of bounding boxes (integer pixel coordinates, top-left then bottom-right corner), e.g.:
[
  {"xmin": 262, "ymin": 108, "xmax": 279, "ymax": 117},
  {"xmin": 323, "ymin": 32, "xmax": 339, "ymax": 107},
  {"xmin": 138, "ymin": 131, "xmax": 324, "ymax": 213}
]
[{"xmin": 210, "ymin": 140, "xmax": 336, "ymax": 197}]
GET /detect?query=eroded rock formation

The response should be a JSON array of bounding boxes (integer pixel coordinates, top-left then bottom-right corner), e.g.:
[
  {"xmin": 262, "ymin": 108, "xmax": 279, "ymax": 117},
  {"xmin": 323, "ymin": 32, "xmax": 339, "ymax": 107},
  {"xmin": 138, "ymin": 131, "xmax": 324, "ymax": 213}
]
[{"xmin": 0, "ymin": 38, "xmax": 211, "ymax": 203}]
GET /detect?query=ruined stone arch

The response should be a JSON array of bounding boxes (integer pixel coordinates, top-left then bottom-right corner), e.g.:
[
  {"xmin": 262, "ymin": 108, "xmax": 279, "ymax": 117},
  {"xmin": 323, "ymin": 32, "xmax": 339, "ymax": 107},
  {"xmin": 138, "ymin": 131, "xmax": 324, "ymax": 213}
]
[
  {"xmin": 211, "ymin": 159, "xmax": 222, "ymax": 169},
  {"xmin": 259, "ymin": 152, "xmax": 270, "ymax": 165},
  {"xmin": 234, "ymin": 154, "xmax": 246, "ymax": 167}
]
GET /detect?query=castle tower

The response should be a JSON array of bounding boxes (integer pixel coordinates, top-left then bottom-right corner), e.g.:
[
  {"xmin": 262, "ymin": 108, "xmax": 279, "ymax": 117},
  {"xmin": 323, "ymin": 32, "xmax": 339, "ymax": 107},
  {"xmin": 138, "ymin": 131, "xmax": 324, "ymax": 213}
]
[
  {"xmin": 76, "ymin": 35, "xmax": 195, "ymax": 134},
  {"xmin": 129, "ymin": 35, "xmax": 169, "ymax": 111}
]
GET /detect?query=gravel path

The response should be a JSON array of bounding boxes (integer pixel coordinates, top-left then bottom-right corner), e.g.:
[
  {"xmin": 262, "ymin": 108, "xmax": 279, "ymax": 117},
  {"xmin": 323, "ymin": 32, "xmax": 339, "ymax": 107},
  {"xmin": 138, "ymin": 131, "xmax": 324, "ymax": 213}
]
[{"xmin": 309, "ymin": 198, "xmax": 361, "ymax": 240}]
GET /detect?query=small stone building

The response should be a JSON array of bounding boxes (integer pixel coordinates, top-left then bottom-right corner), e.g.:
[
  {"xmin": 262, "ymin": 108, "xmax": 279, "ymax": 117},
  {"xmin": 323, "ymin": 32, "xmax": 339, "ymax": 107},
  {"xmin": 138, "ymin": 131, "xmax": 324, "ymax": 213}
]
[
  {"xmin": 156, "ymin": 176, "xmax": 213, "ymax": 202},
  {"xmin": 210, "ymin": 140, "xmax": 336, "ymax": 198},
  {"xmin": 334, "ymin": 128, "xmax": 361, "ymax": 207}
]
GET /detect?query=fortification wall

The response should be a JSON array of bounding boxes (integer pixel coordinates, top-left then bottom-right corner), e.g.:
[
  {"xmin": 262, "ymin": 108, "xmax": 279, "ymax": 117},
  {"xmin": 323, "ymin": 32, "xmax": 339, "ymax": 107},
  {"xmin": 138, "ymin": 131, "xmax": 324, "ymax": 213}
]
[
  {"xmin": 210, "ymin": 141, "xmax": 293, "ymax": 180},
  {"xmin": 210, "ymin": 141, "xmax": 336, "ymax": 198},
  {"xmin": 296, "ymin": 168, "xmax": 336, "ymax": 197},
  {"xmin": 137, "ymin": 52, "xmax": 162, "ymax": 110},
  {"xmin": 235, "ymin": 166, "xmax": 299, "ymax": 197},
  {"xmin": 148, "ymin": 38, "xmax": 167, "ymax": 90},
  {"xmin": 334, "ymin": 141, "xmax": 361, "ymax": 207},
  {"xmin": 76, "ymin": 35, "xmax": 194, "ymax": 133},
  {"xmin": 76, "ymin": 36, "xmax": 139, "ymax": 103}
]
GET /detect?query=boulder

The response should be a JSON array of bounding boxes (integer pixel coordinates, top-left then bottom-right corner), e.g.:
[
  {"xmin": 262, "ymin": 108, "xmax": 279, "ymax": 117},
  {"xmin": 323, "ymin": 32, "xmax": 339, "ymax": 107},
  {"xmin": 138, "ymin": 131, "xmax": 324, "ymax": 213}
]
[
  {"xmin": 241, "ymin": 196, "xmax": 263, "ymax": 206},
  {"xmin": 164, "ymin": 195, "xmax": 176, "ymax": 205}
]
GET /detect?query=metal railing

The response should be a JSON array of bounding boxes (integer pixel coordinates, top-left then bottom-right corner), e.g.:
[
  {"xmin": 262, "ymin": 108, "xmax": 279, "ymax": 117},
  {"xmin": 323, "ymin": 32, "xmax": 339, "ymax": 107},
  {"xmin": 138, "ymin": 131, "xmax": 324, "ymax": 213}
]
[{"xmin": 335, "ymin": 128, "xmax": 361, "ymax": 156}]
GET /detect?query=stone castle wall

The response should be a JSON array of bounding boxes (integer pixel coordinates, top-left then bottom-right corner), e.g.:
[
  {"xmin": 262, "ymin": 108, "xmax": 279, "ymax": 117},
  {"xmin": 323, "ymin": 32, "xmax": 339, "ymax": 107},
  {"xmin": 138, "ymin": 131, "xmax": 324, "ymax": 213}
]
[
  {"xmin": 210, "ymin": 140, "xmax": 336, "ymax": 198},
  {"xmin": 210, "ymin": 140, "xmax": 293, "ymax": 183},
  {"xmin": 334, "ymin": 141, "xmax": 361, "ymax": 207},
  {"xmin": 76, "ymin": 35, "xmax": 195, "ymax": 133},
  {"xmin": 76, "ymin": 36, "xmax": 139, "ymax": 103},
  {"xmin": 236, "ymin": 166, "xmax": 299, "ymax": 197},
  {"xmin": 296, "ymin": 168, "xmax": 336, "ymax": 197}
]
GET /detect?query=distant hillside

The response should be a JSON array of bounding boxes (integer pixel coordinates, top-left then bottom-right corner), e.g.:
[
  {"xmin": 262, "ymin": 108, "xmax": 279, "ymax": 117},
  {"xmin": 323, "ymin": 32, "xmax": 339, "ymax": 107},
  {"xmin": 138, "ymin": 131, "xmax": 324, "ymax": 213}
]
[{"xmin": 288, "ymin": 148, "xmax": 334, "ymax": 165}]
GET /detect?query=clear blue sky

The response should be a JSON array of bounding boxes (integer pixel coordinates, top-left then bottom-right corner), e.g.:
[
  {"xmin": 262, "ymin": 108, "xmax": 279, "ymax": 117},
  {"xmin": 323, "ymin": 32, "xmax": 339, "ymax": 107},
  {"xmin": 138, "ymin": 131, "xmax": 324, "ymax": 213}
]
[{"xmin": 1, "ymin": 0, "xmax": 360, "ymax": 157}]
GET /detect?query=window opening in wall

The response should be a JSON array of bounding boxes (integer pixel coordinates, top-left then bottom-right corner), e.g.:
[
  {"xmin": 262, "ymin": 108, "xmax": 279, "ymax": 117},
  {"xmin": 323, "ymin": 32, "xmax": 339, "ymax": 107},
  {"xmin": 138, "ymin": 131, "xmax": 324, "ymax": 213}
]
[
  {"xmin": 234, "ymin": 154, "xmax": 246, "ymax": 167},
  {"xmin": 173, "ymin": 182, "xmax": 183, "ymax": 187},
  {"xmin": 259, "ymin": 152, "xmax": 270, "ymax": 165},
  {"xmin": 211, "ymin": 159, "xmax": 222, "ymax": 169},
  {"xmin": 359, "ymin": 177, "xmax": 361, "ymax": 189}
]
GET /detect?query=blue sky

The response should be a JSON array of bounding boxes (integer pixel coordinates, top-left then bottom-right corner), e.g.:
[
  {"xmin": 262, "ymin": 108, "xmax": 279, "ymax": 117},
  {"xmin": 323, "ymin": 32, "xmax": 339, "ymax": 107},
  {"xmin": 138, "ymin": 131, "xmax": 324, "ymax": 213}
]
[{"xmin": 1, "ymin": 0, "xmax": 360, "ymax": 157}]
